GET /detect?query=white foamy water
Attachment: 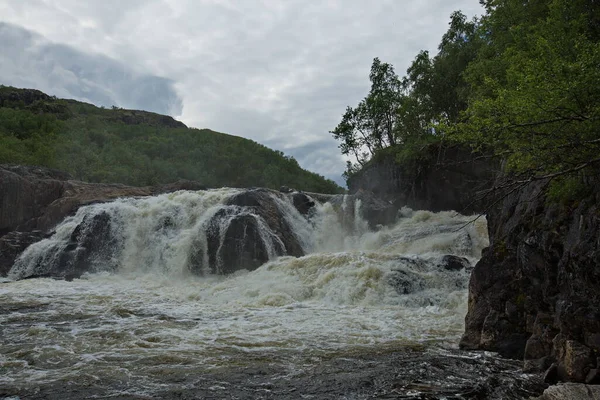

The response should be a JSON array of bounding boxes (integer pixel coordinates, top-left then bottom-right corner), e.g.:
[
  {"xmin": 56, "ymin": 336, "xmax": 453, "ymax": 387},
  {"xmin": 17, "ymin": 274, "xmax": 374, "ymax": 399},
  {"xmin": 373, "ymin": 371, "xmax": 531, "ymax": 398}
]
[{"xmin": 0, "ymin": 189, "xmax": 488, "ymax": 394}]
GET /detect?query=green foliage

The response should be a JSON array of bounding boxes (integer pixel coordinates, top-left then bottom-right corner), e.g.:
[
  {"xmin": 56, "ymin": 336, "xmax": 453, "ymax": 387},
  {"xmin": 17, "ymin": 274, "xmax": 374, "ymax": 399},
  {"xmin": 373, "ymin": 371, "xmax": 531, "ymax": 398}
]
[
  {"xmin": 335, "ymin": 1, "xmax": 600, "ymax": 188},
  {"xmin": 451, "ymin": 0, "xmax": 600, "ymax": 178},
  {"xmin": 332, "ymin": 11, "xmax": 481, "ymax": 180},
  {"xmin": 331, "ymin": 58, "xmax": 403, "ymax": 169},
  {"xmin": 0, "ymin": 86, "xmax": 343, "ymax": 193},
  {"xmin": 546, "ymin": 176, "xmax": 593, "ymax": 205}
]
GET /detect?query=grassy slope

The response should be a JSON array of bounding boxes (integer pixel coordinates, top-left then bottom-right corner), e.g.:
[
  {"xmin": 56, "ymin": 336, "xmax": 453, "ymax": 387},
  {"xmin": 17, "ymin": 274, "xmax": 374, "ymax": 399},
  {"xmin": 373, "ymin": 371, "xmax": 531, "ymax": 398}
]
[{"xmin": 0, "ymin": 86, "xmax": 343, "ymax": 193}]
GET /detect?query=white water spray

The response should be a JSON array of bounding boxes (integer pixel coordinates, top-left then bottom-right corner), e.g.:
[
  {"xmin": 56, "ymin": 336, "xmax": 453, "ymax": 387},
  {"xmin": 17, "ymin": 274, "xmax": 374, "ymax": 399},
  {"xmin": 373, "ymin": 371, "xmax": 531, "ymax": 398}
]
[{"xmin": 1, "ymin": 188, "xmax": 488, "ymax": 394}]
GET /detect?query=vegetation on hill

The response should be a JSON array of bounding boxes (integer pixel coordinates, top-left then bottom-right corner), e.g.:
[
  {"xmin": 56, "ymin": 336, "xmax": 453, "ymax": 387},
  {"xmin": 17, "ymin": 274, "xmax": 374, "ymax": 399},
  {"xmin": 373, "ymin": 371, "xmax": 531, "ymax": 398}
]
[
  {"xmin": 332, "ymin": 0, "xmax": 600, "ymax": 199},
  {"xmin": 0, "ymin": 86, "xmax": 343, "ymax": 193}
]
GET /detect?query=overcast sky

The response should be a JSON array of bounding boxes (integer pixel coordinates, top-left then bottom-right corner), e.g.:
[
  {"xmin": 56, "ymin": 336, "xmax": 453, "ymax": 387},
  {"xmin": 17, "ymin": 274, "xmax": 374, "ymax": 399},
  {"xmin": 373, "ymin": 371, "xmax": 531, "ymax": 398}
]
[{"xmin": 0, "ymin": 0, "xmax": 483, "ymax": 185}]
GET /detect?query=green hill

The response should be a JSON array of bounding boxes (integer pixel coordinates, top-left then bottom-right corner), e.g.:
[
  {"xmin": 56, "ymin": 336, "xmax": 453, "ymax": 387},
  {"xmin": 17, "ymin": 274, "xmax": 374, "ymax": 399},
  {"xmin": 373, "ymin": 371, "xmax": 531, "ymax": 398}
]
[{"xmin": 0, "ymin": 86, "xmax": 343, "ymax": 193}]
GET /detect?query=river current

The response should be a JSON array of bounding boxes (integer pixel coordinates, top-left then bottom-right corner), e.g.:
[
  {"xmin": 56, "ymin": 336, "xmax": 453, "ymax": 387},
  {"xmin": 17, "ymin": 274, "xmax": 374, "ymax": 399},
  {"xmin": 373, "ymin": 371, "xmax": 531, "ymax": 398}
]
[{"xmin": 0, "ymin": 189, "xmax": 544, "ymax": 399}]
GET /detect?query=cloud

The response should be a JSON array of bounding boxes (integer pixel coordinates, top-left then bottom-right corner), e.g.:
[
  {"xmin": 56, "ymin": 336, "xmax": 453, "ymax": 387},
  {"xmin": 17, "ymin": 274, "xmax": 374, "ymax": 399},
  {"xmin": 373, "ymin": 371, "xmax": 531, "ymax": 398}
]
[
  {"xmin": 0, "ymin": 22, "xmax": 182, "ymax": 115},
  {"xmin": 0, "ymin": 0, "xmax": 483, "ymax": 183}
]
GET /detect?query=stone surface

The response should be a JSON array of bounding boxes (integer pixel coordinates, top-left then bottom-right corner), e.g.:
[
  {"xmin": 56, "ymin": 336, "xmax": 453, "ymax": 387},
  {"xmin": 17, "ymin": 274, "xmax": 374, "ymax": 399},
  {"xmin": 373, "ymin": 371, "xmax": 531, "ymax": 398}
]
[
  {"xmin": 440, "ymin": 255, "xmax": 471, "ymax": 271},
  {"xmin": 347, "ymin": 144, "xmax": 498, "ymax": 214},
  {"xmin": 191, "ymin": 189, "xmax": 306, "ymax": 275},
  {"xmin": 290, "ymin": 192, "xmax": 316, "ymax": 216},
  {"xmin": 0, "ymin": 230, "xmax": 47, "ymax": 277},
  {"xmin": 538, "ymin": 383, "xmax": 600, "ymax": 400},
  {"xmin": 0, "ymin": 164, "xmax": 206, "ymax": 276},
  {"xmin": 460, "ymin": 179, "xmax": 600, "ymax": 382}
]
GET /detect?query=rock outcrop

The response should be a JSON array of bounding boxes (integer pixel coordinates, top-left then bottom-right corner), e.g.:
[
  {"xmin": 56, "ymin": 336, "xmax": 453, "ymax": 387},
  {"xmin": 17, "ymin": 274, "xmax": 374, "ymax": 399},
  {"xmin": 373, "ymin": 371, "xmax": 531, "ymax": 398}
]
[
  {"xmin": 200, "ymin": 189, "xmax": 306, "ymax": 275},
  {"xmin": 347, "ymin": 144, "xmax": 498, "ymax": 214},
  {"xmin": 537, "ymin": 383, "xmax": 600, "ymax": 400},
  {"xmin": 0, "ymin": 164, "xmax": 206, "ymax": 276},
  {"xmin": 460, "ymin": 180, "xmax": 600, "ymax": 383}
]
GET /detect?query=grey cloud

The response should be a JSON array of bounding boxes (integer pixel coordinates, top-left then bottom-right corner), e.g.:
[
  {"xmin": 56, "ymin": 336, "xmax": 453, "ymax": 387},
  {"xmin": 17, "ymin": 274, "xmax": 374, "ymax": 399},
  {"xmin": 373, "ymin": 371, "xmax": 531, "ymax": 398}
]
[
  {"xmin": 0, "ymin": 1, "xmax": 483, "ymax": 182},
  {"xmin": 0, "ymin": 22, "xmax": 182, "ymax": 116}
]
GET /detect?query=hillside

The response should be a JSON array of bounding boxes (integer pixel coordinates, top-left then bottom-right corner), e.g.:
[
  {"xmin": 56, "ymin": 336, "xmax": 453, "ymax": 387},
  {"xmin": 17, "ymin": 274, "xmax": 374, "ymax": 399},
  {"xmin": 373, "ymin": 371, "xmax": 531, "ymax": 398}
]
[{"xmin": 0, "ymin": 86, "xmax": 343, "ymax": 193}]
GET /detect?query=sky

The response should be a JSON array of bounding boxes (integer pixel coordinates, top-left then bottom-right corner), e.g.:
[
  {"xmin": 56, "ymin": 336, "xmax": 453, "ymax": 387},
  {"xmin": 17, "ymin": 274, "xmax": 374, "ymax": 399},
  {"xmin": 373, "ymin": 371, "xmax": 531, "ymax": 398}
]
[{"xmin": 0, "ymin": 0, "xmax": 483, "ymax": 185}]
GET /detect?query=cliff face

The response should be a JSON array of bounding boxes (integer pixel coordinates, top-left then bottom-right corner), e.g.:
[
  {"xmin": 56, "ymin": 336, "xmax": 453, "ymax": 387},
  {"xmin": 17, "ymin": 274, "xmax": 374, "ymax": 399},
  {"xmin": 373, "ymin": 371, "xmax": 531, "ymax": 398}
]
[
  {"xmin": 349, "ymin": 145, "xmax": 600, "ymax": 384},
  {"xmin": 460, "ymin": 180, "xmax": 600, "ymax": 383},
  {"xmin": 347, "ymin": 145, "xmax": 498, "ymax": 214},
  {"xmin": 0, "ymin": 165, "xmax": 206, "ymax": 276}
]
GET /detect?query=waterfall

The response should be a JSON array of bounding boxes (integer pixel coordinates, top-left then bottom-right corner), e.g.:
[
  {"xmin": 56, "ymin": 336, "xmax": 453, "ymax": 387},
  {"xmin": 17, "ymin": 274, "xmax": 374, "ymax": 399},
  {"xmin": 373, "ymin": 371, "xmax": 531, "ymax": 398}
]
[
  {"xmin": 9, "ymin": 187, "xmax": 487, "ymax": 311},
  {"xmin": 1, "ymin": 188, "xmax": 494, "ymax": 397}
]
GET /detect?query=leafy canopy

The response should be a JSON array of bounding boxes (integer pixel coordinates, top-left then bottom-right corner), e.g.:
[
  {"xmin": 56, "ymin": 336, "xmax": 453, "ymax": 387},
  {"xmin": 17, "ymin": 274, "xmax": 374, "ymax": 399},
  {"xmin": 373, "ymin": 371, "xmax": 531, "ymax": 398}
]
[{"xmin": 332, "ymin": 0, "xmax": 600, "ymax": 189}]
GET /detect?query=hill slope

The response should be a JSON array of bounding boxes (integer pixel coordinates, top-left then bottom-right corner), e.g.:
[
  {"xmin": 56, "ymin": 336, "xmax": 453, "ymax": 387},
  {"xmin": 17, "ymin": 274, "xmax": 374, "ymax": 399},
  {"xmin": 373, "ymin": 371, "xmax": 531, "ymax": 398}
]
[{"xmin": 0, "ymin": 86, "xmax": 343, "ymax": 193}]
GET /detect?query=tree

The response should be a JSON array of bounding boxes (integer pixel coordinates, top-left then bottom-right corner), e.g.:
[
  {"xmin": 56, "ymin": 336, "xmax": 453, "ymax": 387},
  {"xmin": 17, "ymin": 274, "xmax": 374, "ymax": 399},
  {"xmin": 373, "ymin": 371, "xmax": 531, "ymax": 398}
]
[
  {"xmin": 451, "ymin": 0, "xmax": 600, "ymax": 184},
  {"xmin": 331, "ymin": 58, "xmax": 404, "ymax": 174}
]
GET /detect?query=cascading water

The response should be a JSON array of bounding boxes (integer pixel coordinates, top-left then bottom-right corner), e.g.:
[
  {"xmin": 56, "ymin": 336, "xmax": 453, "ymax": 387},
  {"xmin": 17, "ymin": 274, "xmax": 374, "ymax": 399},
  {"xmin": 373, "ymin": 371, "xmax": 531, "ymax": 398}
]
[{"xmin": 1, "ymin": 189, "xmax": 542, "ymax": 398}]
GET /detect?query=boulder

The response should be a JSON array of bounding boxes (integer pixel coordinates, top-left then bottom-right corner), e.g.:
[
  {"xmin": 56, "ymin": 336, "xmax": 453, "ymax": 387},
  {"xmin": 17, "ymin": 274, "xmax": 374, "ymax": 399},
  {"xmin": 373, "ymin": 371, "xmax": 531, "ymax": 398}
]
[
  {"xmin": 387, "ymin": 269, "xmax": 425, "ymax": 295},
  {"xmin": 439, "ymin": 255, "xmax": 470, "ymax": 271},
  {"xmin": 225, "ymin": 189, "xmax": 304, "ymax": 258},
  {"xmin": 204, "ymin": 210, "xmax": 280, "ymax": 275},
  {"xmin": 290, "ymin": 192, "xmax": 316, "ymax": 216},
  {"xmin": 537, "ymin": 383, "xmax": 600, "ymax": 400},
  {"xmin": 191, "ymin": 189, "xmax": 305, "ymax": 275},
  {"xmin": 55, "ymin": 211, "xmax": 118, "ymax": 279}
]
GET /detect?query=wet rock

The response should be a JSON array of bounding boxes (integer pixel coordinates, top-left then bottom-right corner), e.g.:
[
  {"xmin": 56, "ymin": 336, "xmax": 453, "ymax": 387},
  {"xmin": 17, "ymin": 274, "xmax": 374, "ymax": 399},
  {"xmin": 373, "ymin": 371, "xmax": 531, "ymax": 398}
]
[
  {"xmin": 195, "ymin": 189, "xmax": 305, "ymax": 275},
  {"xmin": 204, "ymin": 210, "xmax": 279, "ymax": 275},
  {"xmin": 538, "ymin": 383, "xmax": 600, "ymax": 400},
  {"xmin": 226, "ymin": 189, "xmax": 304, "ymax": 257},
  {"xmin": 354, "ymin": 190, "xmax": 397, "ymax": 228},
  {"xmin": 461, "ymin": 179, "xmax": 600, "ymax": 382},
  {"xmin": 440, "ymin": 254, "xmax": 470, "ymax": 271},
  {"xmin": 585, "ymin": 368, "xmax": 600, "ymax": 384},
  {"xmin": 290, "ymin": 192, "xmax": 315, "ymax": 216},
  {"xmin": 0, "ymin": 230, "xmax": 47, "ymax": 276},
  {"xmin": 560, "ymin": 340, "xmax": 595, "ymax": 382},
  {"xmin": 327, "ymin": 191, "xmax": 397, "ymax": 230},
  {"xmin": 0, "ymin": 165, "xmax": 205, "ymax": 277},
  {"xmin": 387, "ymin": 269, "xmax": 425, "ymax": 295},
  {"xmin": 544, "ymin": 363, "xmax": 559, "ymax": 384},
  {"xmin": 44, "ymin": 211, "xmax": 118, "ymax": 280}
]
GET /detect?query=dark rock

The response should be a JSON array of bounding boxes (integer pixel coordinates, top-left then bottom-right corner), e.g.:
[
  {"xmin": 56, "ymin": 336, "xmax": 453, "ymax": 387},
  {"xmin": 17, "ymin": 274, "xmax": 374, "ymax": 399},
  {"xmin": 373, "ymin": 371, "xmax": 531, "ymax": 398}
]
[
  {"xmin": 387, "ymin": 269, "xmax": 425, "ymax": 295},
  {"xmin": 193, "ymin": 189, "xmax": 305, "ymax": 275},
  {"xmin": 524, "ymin": 314, "xmax": 558, "ymax": 372},
  {"xmin": 440, "ymin": 255, "xmax": 470, "ymax": 271},
  {"xmin": 0, "ymin": 87, "xmax": 51, "ymax": 107},
  {"xmin": 585, "ymin": 368, "xmax": 600, "ymax": 384},
  {"xmin": 290, "ymin": 192, "xmax": 315, "ymax": 216},
  {"xmin": 354, "ymin": 190, "xmax": 397, "ymax": 228},
  {"xmin": 0, "ymin": 164, "xmax": 205, "ymax": 277},
  {"xmin": 544, "ymin": 363, "xmax": 559, "ymax": 384},
  {"xmin": 327, "ymin": 191, "xmax": 397, "ymax": 230},
  {"xmin": 538, "ymin": 383, "xmax": 600, "ymax": 400},
  {"xmin": 225, "ymin": 189, "xmax": 304, "ymax": 258},
  {"xmin": 461, "ymin": 179, "xmax": 600, "ymax": 382},
  {"xmin": 279, "ymin": 186, "xmax": 293, "ymax": 193},
  {"xmin": 0, "ymin": 230, "xmax": 46, "ymax": 276},
  {"xmin": 59, "ymin": 211, "xmax": 118, "ymax": 279},
  {"xmin": 347, "ymin": 144, "xmax": 498, "ymax": 214},
  {"xmin": 206, "ymin": 211, "xmax": 275, "ymax": 275}
]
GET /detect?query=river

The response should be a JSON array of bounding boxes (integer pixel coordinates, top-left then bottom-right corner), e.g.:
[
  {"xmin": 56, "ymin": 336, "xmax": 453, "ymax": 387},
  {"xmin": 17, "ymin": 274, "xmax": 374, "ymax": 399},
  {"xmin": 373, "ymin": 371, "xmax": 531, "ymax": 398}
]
[{"xmin": 0, "ymin": 189, "xmax": 544, "ymax": 398}]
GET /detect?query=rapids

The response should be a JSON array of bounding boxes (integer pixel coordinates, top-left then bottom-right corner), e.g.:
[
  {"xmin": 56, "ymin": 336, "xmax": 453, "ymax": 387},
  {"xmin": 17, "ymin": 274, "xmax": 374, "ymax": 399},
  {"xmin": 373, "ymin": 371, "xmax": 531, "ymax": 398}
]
[{"xmin": 0, "ymin": 189, "xmax": 543, "ymax": 398}]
